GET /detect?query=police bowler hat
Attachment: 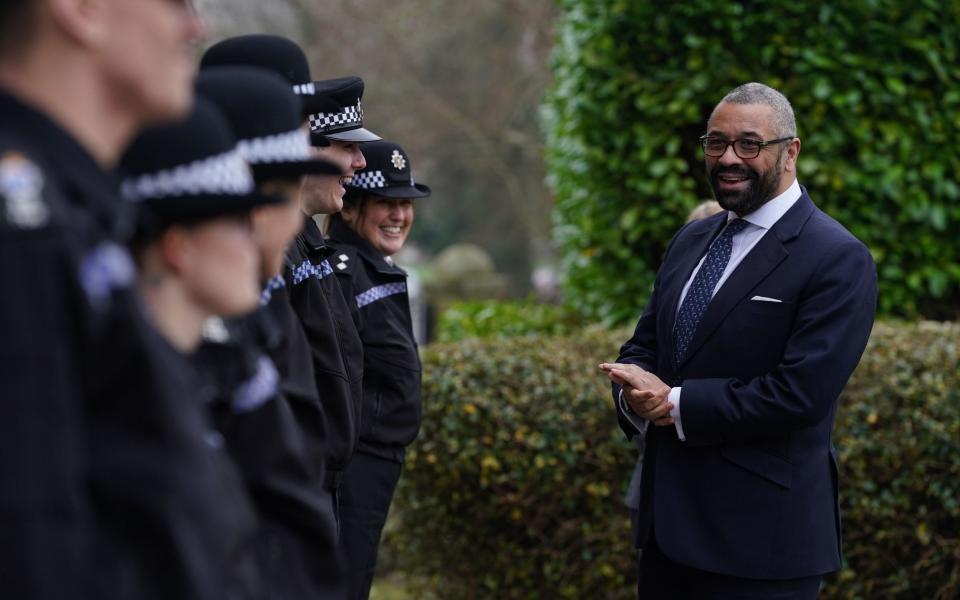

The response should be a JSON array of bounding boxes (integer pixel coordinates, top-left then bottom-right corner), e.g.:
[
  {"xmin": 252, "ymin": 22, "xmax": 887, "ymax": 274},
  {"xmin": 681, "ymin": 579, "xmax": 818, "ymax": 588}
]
[
  {"xmin": 120, "ymin": 97, "xmax": 282, "ymax": 231},
  {"xmin": 347, "ymin": 140, "xmax": 431, "ymax": 199},
  {"xmin": 307, "ymin": 77, "xmax": 381, "ymax": 146},
  {"xmin": 200, "ymin": 34, "xmax": 338, "ymax": 117},
  {"xmin": 196, "ymin": 66, "xmax": 342, "ymax": 183}
]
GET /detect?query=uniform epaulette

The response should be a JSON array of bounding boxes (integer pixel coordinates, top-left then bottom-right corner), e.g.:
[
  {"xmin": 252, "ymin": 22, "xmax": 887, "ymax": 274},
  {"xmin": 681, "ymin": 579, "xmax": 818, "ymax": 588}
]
[{"xmin": 331, "ymin": 246, "xmax": 357, "ymax": 275}]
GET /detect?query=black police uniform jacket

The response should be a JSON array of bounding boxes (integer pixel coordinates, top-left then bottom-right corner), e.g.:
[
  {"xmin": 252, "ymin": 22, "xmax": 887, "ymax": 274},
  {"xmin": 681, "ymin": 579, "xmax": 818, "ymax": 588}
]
[
  {"xmin": 286, "ymin": 216, "xmax": 364, "ymax": 476},
  {"xmin": 0, "ymin": 90, "xmax": 257, "ymax": 600},
  {"xmin": 327, "ymin": 219, "xmax": 422, "ymax": 463},
  {"xmin": 194, "ymin": 304, "xmax": 344, "ymax": 599}
]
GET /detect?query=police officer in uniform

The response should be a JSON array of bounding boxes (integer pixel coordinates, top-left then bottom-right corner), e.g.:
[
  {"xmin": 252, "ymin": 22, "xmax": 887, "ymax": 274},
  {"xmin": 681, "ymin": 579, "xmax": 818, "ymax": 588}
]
[
  {"xmin": 200, "ymin": 35, "xmax": 379, "ymax": 536},
  {"xmin": 119, "ymin": 97, "xmax": 294, "ymax": 599},
  {"xmin": 327, "ymin": 140, "xmax": 431, "ymax": 599},
  {"xmin": 0, "ymin": 1, "xmax": 216, "ymax": 598},
  {"xmin": 193, "ymin": 65, "xmax": 347, "ymax": 598},
  {"xmin": 293, "ymin": 76, "xmax": 380, "ymax": 527}
]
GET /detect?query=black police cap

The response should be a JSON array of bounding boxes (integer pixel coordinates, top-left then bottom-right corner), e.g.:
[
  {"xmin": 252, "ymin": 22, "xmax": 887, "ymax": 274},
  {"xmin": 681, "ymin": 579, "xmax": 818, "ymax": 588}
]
[
  {"xmin": 200, "ymin": 34, "xmax": 338, "ymax": 117},
  {"xmin": 307, "ymin": 76, "xmax": 381, "ymax": 146},
  {"xmin": 195, "ymin": 66, "xmax": 342, "ymax": 183},
  {"xmin": 347, "ymin": 140, "xmax": 431, "ymax": 199},
  {"xmin": 120, "ymin": 97, "xmax": 282, "ymax": 233}
]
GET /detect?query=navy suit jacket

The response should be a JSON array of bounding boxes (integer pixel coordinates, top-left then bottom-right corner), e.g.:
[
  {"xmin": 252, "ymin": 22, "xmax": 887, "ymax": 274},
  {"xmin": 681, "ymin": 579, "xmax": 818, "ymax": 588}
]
[{"xmin": 615, "ymin": 188, "xmax": 877, "ymax": 579}]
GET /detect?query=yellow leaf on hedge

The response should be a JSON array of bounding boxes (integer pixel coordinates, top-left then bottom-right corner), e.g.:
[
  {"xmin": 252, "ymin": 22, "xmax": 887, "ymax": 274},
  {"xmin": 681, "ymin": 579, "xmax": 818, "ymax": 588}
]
[
  {"xmin": 917, "ymin": 522, "xmax": 931, "ymax": 545},
  {"xmin": 600, "ymin": 564, "xmax": 615, "ymax": 578},
  {"xmin": 867, "ymin": 412, "xmax": 878, "ymax": 425},
  {"xmin": 481, "ymin": 455, "xmax": 502, "ymax": 471},
  {"xmin": 464, "ymin": 403, "xmax": 477, "ymax": 415}
]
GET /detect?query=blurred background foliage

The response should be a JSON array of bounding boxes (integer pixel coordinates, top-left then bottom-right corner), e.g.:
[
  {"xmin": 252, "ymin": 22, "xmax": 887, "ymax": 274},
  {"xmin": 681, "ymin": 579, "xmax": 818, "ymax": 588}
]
[
  {"xmin": 197, "ymin": 0, "xmax": 960, "ymax": 320},
  {"xmin": 545, "ymin": 0, "xmax": 960, "ymax": 324},
  {"xmin": 435, "ymin": 299, "xmax": 582, "ymax": 342}
]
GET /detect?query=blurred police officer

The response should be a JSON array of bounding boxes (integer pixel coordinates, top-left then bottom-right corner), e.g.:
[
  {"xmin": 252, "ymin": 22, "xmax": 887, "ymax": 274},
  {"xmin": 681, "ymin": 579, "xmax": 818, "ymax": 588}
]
[
  {"xmin": 0, "ymin": 1, "xmax": 206, "ymax": 598},
  {"xmin": 194, "ymin": 65, "xmax": 347, "ymax": 599},
  {"xmin": 201, "ymin": 36, "xmax": 377, "ymax": 538},
  {"xmin": 119, "ymin": 97, "xmax": 283, "ymax": 600}
]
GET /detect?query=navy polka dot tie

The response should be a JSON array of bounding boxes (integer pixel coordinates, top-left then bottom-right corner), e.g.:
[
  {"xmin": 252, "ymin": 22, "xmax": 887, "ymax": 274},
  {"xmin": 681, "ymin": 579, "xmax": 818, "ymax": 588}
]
[{"xmin": 673, "ymin": 218, "xmax": 749, "ymax": 368}]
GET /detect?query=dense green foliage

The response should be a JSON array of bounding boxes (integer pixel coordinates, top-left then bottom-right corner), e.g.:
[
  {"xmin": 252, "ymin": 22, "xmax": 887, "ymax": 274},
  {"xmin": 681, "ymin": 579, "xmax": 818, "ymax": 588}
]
[
  {"xmin": 434, "ymin": 299, "xmax": 584, "ymax": 342},
  {"xmin": 543, "ymin": 1, "xmax": 960, "ymax": 325},
  {"xmin": 391, "ymin": 321, "xmax": 960, "ymax": 599}
]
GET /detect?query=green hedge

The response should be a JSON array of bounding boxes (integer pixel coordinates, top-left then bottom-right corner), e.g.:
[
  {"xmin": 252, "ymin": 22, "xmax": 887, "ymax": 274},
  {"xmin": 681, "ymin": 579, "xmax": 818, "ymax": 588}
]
[
  {"xmin": 435, "ymin": 299, "xmax": 584, "ymax": 342},
  {"xmin": 543, "ymin": 1, "xmax": 960, "ymax": 324},
  {"xmin": 390, "ymin": 321, "xmax": 960, "ymax": 598}
]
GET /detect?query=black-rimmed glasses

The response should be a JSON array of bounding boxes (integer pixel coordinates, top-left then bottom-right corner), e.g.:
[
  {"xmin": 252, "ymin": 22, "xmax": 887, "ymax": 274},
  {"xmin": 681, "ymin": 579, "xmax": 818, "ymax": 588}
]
[{"xmin": 699, "ymin": 135, "xmax": 794, "ymax": 159}]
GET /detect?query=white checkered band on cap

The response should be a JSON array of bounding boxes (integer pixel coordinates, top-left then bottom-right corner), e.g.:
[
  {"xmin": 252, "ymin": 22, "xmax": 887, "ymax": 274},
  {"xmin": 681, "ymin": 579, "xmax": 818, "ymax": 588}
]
[
  {"xmin": 293, "ymin": 83, "xmax": 316, "ymax": 95},
  {"xmin": 350, "ymin": 170, "xmax": 386, "ymax": 189},
  {"xmin": 121, "ymin": 149, "xmax": 253, "ymax": 202},
  {"xmin": 308, "ymin": 102, "xmax": 363, "ymax": 133},
  {"xmin": 238, "ymin": 128, "xmax": 312, "ymax": 165}
]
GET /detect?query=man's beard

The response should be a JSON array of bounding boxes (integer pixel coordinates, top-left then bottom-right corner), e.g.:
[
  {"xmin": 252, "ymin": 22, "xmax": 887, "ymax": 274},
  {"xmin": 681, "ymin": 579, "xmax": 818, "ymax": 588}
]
[{"xmin": 709, "ymin": 153, "xmax": 783, "ymax": 216}]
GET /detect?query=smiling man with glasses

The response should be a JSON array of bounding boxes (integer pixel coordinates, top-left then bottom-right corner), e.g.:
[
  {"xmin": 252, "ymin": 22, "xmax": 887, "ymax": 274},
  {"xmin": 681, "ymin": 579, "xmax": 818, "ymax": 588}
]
[{"xmin": 601, "ymin": 82, "xmax": 877, "ymax": 598}]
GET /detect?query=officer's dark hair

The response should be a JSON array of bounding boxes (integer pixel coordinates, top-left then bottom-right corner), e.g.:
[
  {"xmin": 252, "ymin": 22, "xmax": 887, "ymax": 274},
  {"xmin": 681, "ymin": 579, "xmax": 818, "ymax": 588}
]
[
  {"xmin": 0, "ymin": 0, "xmax": 39, "ymax": 59},
  {"xmin": 325, "ymin": 187, "xmax": 372, "ymax": 233}
]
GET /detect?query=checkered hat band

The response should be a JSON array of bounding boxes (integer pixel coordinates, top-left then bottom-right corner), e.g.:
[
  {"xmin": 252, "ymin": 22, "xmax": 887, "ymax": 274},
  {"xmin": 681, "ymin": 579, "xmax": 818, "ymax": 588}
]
[
  {"xmin": 356, "ymin": 282, "xmax": 407, "ymax": 309},
  {"xmin": 350, "ymin": 170, "xmax": 386, "ymax": 189},
  {"xmin": 291, "ymin": 258, "xmax": 334, "ymax": 286},
  {"xmin": 121, "ymin": 149, "xmax": 253, "ymax": 201},
  {"xmin": 238, "ymin": 128, "xmax": 312, "ymax": 165},
  {"xmin": 293, "ymin": 83, "xmax": 316, "ymax": 95},
  {"xmin": 308, "ymin": 104, "xmax": 363, "ymax": 133}
]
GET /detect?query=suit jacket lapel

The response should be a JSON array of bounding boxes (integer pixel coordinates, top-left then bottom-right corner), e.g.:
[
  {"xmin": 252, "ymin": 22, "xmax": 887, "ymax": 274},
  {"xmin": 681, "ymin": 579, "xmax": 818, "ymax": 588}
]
[{"xmin": 677, "ymin": 193, "xmax": 816, "ymax": 369}]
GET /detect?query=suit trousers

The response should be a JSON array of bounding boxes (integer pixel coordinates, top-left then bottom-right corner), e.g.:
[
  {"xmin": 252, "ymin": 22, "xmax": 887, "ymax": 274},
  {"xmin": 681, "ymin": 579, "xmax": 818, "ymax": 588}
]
[
  {"xmin": 338, "ymin": 451, "xmax": 403, "ymax": 600},
  {"xmin": 637, "ymin": 530, "xmax": 822, "ymax": 600}
]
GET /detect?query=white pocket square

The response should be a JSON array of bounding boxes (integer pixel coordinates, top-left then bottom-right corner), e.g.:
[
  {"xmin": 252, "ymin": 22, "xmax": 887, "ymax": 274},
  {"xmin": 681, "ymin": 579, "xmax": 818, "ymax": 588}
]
[{"xmin": 750, "ymin": 295, "xmax": 782, "ymax": 303}]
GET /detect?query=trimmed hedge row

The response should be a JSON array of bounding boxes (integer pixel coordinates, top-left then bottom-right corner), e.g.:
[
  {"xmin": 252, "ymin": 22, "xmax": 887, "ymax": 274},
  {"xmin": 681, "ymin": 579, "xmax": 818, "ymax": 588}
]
[
  {"xmin": 388, "ymin": 321, "xmax": 960, "ymax": 599},
  {"xmin": 544, "ymin": 0, "xmax": 960, "ymax": 324},
  {"xmin": 434, "ymin": 299, "xmax": 584, "ymax": 343}
]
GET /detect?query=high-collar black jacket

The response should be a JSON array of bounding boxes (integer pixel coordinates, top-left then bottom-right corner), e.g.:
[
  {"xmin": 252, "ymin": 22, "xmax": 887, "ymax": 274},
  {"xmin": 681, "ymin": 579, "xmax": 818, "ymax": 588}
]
[
  {"xmin": 327, "ymin": 219, "xmax": 422, "ymax": 463},
  {"xmin": 194, "ymin": 307, "xmax": 343, "ymax": 598},
  {"xmin": 0, "ymin": 90, "xmax": 258, "ymax": 600},
  {"xmin": 285, "ymin": 216, "xmax": 364, "ymax": 475}
]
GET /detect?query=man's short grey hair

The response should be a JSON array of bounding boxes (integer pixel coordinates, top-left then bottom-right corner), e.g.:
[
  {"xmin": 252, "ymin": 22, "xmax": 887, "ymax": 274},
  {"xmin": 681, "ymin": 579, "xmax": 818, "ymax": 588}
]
[{"xmin": 717, "ymin": 82, "xmax": 797, "ymax": 138}]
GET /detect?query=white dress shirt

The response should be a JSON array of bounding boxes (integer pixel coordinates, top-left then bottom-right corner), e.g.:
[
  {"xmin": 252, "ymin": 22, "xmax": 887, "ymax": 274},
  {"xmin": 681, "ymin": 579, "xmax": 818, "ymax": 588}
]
[{"xmin": 619, "ymin": 178, "xmax": 802, "ymax": 440}]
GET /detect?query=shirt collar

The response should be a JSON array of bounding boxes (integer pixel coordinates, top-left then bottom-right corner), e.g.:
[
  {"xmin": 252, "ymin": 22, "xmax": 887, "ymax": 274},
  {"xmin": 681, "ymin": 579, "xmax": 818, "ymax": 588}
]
[{"xmin": 730, "ymin": 177, "xmax": 801, "ymax": 230}]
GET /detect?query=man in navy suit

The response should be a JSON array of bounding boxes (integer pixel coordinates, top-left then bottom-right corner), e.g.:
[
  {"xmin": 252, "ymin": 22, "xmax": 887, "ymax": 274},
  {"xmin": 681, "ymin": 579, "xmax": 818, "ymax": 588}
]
[{"xmin": 600, "ymin": 82, "xmax": 877, "ymax": 598}]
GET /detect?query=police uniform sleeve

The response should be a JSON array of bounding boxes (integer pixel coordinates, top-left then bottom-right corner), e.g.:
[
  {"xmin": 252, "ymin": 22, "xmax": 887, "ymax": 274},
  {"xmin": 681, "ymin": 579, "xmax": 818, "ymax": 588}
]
[{"xmin": 0, "ymin": 159, "xmax": 92, "ymax": 597}]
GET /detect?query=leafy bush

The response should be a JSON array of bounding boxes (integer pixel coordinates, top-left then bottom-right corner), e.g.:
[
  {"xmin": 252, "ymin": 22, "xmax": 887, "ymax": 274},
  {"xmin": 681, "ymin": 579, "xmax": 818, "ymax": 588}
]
[
  {"xmin": 831, "ymin": 321, "xmax": 960, "ymax": 599},
  {"xmin": 390, "ymin": 321, "xmax": 960, "ymax": 599},
  {"xmin": 543, "ymin": 1, "xmax": 960, "ymax": 324},
  {"xmin": 434, "ymin": 299, "xmax": 584, "ymax": 342}
]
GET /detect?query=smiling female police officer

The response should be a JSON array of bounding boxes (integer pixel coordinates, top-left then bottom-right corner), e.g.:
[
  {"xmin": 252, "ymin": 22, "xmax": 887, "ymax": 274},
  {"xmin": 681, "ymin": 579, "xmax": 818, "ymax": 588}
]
[{"xmin": 326, "ymin": 140, "xmax": 431, "ymax": 600}]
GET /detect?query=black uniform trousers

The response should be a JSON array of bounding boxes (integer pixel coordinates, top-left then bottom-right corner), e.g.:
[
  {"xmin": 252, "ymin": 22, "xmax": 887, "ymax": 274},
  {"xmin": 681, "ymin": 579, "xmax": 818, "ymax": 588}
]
[{"xmin": 339, "ymin": 452, "xmax": 403, "ymax": 600}]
